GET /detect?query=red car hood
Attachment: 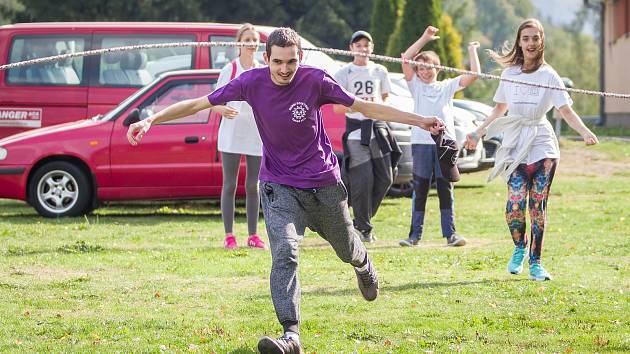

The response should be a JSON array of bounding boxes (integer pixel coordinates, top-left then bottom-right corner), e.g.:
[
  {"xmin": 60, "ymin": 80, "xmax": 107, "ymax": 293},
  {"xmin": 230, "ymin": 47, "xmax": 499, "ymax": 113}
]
[{"xmin": 0, "ymin": 119, "xmax": 99, "ymax": 145}]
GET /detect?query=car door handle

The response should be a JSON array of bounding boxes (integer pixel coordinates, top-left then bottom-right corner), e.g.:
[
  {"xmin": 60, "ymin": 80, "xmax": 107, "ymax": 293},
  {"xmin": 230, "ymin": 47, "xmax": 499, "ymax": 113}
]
[{"xmin": 185, "ymin": 136, "xmax": 199, "ymax": 144}]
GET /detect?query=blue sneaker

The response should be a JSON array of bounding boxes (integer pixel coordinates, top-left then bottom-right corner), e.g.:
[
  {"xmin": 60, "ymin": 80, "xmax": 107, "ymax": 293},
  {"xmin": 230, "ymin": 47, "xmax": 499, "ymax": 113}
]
[
  {"xmin": 529, "ymin": 263, "xmax": 552, "ymax": 281},
  {"xmin": 507, "ymin": 246, "xmax": 526, "ymax": 274}
]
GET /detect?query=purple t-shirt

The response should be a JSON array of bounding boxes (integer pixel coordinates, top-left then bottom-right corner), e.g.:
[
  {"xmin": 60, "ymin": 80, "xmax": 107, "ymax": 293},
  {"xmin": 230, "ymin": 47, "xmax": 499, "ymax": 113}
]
[{"xmin": 208, "ymin": 65, "xmax": 355, "ymax": 188}]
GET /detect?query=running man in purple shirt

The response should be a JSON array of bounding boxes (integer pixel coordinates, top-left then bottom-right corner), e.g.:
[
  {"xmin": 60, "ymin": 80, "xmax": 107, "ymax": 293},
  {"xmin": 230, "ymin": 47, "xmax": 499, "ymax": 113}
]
[{"xmin": 127, "ymin": 27, "xmax": 443, "ymax": 354}]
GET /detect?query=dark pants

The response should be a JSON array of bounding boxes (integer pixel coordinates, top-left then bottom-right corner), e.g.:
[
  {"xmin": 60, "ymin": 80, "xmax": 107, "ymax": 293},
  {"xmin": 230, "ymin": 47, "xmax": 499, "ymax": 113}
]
[
  {"xmin": 409, "ymin": 144, "xmax": 455, "ymax": 239},
  {"xmin": 346, "ymin": 139, "xmax": 393, "ymax": 233}
]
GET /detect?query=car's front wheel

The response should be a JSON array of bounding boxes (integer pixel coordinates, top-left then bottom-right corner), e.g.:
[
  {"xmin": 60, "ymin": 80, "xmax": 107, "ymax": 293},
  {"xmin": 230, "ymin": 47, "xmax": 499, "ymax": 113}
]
[{"xmin": 28, "ymin": 161, "xmax": 92, "ymax": 218}]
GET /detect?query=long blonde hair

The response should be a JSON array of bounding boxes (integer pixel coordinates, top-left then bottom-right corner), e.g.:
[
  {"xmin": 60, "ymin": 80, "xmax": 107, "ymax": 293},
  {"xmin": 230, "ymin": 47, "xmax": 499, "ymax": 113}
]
[
  {"xmin": 236, "ymin": 23, "xmax": 259, "ymax": 56},
  {"xmin": 489, "ymin": 19, "xmax": 546, "ymax": 73}
]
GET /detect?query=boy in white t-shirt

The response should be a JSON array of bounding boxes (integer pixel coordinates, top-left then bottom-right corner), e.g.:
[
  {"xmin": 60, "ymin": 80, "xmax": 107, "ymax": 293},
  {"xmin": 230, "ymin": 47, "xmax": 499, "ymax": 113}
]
[
  {"xmin": 334, "ymin": 30, "xmax": 399, "ymax": 243},
  {"xmin": 399, "ymin": 26, "xmax": 480, "ymax": 247}
]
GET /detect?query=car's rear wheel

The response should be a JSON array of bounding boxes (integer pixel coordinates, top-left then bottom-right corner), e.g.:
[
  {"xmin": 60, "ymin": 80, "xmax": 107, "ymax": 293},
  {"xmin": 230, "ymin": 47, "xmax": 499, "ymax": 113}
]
[{"xmin": 28, "ymin": 161, "xmax": 92, "ymax": 218}]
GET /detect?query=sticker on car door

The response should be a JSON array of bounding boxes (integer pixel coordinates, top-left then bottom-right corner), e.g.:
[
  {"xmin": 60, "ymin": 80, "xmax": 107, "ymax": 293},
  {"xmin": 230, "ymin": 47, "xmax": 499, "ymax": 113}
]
[{"xmin": 0, "ymin": 107, "xmax": 42, "ymax": 128}]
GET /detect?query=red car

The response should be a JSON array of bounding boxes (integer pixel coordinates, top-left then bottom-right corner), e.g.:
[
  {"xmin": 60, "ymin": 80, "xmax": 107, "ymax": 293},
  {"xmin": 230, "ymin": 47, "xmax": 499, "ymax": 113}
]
[
  {"xmin": 0, "ymin": 70, "xmax": 246, "ymax": 217},
  {"xmin": 0, "ymin": 22, "xmax": 345, "ymax": 145},
  {"xmin": 0, "ymin": 22, "xmax": 351, "ymax": 217}
]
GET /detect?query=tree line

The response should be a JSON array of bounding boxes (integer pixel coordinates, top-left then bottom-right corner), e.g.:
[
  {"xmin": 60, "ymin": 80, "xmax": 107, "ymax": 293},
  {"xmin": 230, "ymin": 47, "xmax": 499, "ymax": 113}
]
[{"xmin": 1, "ymin": 0, "xmax": 601, "ymax": 114}]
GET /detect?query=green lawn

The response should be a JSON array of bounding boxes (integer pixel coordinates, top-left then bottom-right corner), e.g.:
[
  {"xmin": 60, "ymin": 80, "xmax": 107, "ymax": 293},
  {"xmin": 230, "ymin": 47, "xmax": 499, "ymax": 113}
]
[{"xmin": 1, "ymin": 139, "xmax": 629, "ymax": 353}]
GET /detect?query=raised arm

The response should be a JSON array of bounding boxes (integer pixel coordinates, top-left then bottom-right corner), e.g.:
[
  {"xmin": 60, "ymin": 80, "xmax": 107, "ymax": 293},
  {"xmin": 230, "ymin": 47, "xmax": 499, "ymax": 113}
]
[
  {"xmin": 557, "ymin": 105, "xmax": 599, "ymax": 145},
  {"xmin": 464, "ymin": 102, "xmax": 508, "ymax": 150},
  {"xmin": 459, "ymin": 41, "xmax": 481, "ymax": 88},
  {"xmin": 402, "ymin": 26, "xmax": 440, "ymax": 81},
  {"xmin": 127, "ymin": 96, "xmax": 213, "ymax": 145},
  {"xmin": 351, "ymin": 99, "xmax": 444, "ymax": 134}
]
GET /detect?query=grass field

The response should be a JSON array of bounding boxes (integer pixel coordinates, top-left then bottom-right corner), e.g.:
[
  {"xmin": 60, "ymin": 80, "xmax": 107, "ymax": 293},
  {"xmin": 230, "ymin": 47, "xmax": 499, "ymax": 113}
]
[{"xmin": 1, "ymin": 139, "xmax": 629, "ymax": 353}]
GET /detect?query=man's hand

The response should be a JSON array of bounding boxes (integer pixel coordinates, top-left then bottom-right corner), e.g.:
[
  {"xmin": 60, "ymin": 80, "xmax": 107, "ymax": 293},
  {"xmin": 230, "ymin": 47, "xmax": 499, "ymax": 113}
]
[
  {"xmin": 421, "ymin": 26, "xmax": 440, "ymax": 42},
  {"xmin": 127, "ymin": 118, "xmax": 153, "ymax": 146},
  {"xmin": 418, "ymin": 116, "xmax": 445, "ymax": 135},
  {"xmin": 213, "ymin": 105, "xmax": 239, "ymax": 118}
]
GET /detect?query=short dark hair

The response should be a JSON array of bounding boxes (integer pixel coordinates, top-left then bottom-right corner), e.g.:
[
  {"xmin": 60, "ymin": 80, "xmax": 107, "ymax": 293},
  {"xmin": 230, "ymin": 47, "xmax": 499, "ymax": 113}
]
[{"xmin": 266, "ymin": 27, "xmax": 301, "ymax": 57}]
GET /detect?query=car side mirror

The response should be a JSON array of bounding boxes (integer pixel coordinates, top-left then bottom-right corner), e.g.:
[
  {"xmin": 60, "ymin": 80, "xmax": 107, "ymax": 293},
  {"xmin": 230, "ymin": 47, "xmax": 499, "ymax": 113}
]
[{"xmin": 123, "ymin": 108, "xmax": 140, "ymax": 127}]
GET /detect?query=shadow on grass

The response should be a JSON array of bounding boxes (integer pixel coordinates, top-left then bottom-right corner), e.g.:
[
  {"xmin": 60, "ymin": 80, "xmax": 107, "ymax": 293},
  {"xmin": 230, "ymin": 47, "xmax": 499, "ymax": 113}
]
[
  {"xmin": 299, "ymin": 238, "xmax": 502, "ymax": 251},
  {"xmin": 302, "ymin": 278, "xmax": 527, "ymax": 298},
  {"xmin": 602, "ymin": 345, "xmax": 630, "ymax": 352},
  {"xmin": 0, "ymin": 199, "xmax": 252, "ymax": 223},
  {"xmin": 3, "ymin": 243, "xmax": 242, "ymax": 257},
  {"xmin": 384, "ymin": 278, "xmax": 527, "ymax": 292},
  {"xmin": 0, "ymin": 212, "xmax": 228, "ymax": 225},
  {"xmin": 0, "ymin": 208, "xmax": 262, "ymax": 225},
  {"xmin": 455, "ymin": 184, "xmax": 487, "ymax": 189}
]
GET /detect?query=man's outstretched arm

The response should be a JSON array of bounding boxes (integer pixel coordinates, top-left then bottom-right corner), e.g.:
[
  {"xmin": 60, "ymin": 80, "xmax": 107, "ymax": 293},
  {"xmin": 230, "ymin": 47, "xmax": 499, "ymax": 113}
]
[
  {"xmin": 127, "ymin": 96, "xmax": 219, "ymax": 145},
  {"xmin": 350, "ymin": 98, "xmax": 444, "ymax": 134}
]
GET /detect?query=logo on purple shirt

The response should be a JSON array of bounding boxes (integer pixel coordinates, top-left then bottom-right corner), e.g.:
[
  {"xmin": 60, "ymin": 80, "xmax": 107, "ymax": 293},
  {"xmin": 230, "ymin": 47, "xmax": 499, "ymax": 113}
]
[{"xmin": 289, "ymin": 101, "xmax": 309, "ymax": 123}]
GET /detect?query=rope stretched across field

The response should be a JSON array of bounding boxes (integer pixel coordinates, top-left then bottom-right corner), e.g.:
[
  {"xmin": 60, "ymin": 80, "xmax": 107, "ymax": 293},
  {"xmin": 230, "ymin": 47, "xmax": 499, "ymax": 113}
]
[{"xmin": 1, "ymin": 41, "xmax": 628, "ymax": 99}]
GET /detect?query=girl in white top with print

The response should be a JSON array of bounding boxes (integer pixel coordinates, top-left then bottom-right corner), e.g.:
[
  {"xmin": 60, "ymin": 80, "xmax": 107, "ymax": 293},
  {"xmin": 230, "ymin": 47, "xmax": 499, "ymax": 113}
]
[
  {"xmin": 465, "ymin": 18, "xmax": 598, "ymax": 281},
  {"xmin": 213, "ymin": 23, "xmax": 266, "ymax": 250}
]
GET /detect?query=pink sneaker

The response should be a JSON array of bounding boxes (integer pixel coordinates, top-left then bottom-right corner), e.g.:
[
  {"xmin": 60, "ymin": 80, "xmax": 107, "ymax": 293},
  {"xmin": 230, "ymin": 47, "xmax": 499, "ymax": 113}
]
[
  {"xmin": 247, "ymin": 234, "xmax": 267, "ymax": 250},
  {"xmin": 224, "ymin": 234, "xmax": 238, "ymax": 250}
]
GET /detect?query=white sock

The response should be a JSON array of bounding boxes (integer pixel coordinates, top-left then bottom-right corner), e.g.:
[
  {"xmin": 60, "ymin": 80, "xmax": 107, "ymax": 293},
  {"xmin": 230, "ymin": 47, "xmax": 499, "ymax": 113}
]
[
  {"xmin": 354, "ymin": 260, "xmax": 369, "ymax": 272},
  {"xmin": 284, "ymin": 331, "xmax": 300, "ymax": 343}
]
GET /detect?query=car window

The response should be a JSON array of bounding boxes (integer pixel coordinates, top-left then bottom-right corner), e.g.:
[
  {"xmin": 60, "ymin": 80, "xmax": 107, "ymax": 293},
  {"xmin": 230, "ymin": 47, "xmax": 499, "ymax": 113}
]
[
  {"xmin": 6, "ymin": 36, "xmax": 87, "ymax": 86},
  {"xmin": 209, "ymin": 35, "xmax": 265, "ymax": 69},
  {"xmin": 96, "ymin": 35, "xmax": 195, "ymax": 87},
  {"xmin": 141, "ymin": 81, "xmax": 215, "ymax": 125}
]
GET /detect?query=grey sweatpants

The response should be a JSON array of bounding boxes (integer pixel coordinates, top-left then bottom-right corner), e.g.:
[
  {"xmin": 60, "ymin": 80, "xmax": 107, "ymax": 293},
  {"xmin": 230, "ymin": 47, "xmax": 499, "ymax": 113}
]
[{"xmin": 260, "ymin": 181, "xmax": 368, "ymax": 334}]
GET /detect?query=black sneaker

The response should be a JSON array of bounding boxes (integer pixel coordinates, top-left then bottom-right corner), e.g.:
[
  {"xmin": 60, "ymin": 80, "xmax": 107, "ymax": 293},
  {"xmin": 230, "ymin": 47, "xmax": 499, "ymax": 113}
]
[
  {"xmin": 257, "ymin": 335, "xmax": 302, "ymax": 354},
  {"xmin": 356, "ymin": 228, "xmax": 376, "ymax": 243},
  {"xmin": 446, "ymin": 234, "xmax": 467, "ymax": 247},
  {"xmin": 354, "ymin": 258, "xmax": 379, "ymax": 301},
  {"xmin": 399, "ymin": 237, "xmax": 420, "ymax": 247}
]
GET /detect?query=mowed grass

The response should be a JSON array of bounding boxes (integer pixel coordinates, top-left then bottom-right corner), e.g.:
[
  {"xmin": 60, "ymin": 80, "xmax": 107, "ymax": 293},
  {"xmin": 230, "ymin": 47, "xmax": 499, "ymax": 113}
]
[{"xmin": 0, "ymin": 139, "xmax": 628, "ymax": 353}]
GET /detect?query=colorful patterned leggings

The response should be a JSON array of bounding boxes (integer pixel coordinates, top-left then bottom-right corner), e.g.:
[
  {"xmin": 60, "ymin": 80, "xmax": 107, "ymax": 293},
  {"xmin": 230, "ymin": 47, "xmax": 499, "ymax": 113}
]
[{"xmin": 506, "ymin": 158, "xmax": 558, "ymax": 264}]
